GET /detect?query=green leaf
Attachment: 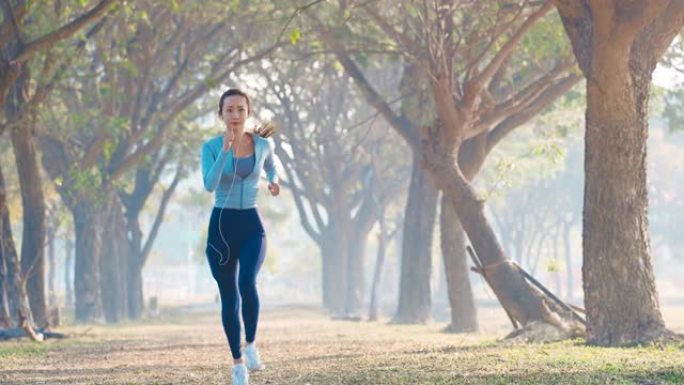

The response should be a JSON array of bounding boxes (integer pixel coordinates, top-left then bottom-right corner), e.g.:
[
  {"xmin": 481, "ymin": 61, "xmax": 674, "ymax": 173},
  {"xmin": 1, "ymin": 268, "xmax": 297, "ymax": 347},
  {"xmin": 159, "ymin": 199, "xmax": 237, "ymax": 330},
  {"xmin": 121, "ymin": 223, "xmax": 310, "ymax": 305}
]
[{"xmin": 289, "ymin": 27, "xmax": 301, "ymax": 45}]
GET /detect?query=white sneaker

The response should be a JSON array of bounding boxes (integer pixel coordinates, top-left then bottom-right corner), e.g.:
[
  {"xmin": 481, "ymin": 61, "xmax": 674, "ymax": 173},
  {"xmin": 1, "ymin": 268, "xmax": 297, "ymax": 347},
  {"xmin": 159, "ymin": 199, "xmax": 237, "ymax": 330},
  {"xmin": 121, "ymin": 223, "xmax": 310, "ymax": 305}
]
[
  {"xmin": 244, "ymin": 343, "xmax": 265, "ymax": 371},
  {"xmin": 232, "ymin": 363, "xmax": 249, "ymax": 385}
]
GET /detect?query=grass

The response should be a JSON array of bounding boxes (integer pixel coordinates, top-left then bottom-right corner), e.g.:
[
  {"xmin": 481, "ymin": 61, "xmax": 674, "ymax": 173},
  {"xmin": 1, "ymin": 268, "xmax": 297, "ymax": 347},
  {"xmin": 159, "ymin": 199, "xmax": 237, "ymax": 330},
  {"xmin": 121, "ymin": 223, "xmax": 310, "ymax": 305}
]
[{"xmin": 0, "ymin": 305, "xmax": 682, "ymax": 384}]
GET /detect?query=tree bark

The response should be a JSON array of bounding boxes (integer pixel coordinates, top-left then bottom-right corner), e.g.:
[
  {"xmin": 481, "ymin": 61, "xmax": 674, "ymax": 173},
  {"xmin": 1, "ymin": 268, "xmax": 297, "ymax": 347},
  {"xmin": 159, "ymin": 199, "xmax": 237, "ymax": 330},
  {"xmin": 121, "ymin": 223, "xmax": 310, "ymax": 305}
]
[
  {"xmin": 554, "ymin": 0, "xmax": 684, "ymax": 345},
  {"xmin": 368, "ymin": 219, "xmax": 389, "ymax": 321},
  {"xmin": 0, "ymin": 165, "xmax": 33, "ymax": 327},
  {"xmin": 47, "ymin": 221, "xmax": 56, "ymax": 306},
  {"xmin": 393, "ymin": 152, "xmax": 438, "ymax": 324},
  {"xmin": 100, "ymin": 195, "xmax": 128, "ymax": 323},
  {"xmin": 73, "ymin": 201, "xmax": 104, "ymax": 323},
  {"xmin": 125, "ymin": 215, "xmax": 144, "ymax": 320},
  {"xmin": 0, "ymin": 166, "xmax": 13, "ymax": 327},
  {"xmin": 6, "ymin": 68, "xmax": 48, "ymax": 327},
  {"xmin": 582, "ymin": 43, "xmax": 665, "ymax": 345},
  {"xmin": 422, "ymin": 124, "xmax": 581, "ymax": 336},
  {"xmin": 440, "ymin": 197, "xmax": 478, "ymax": 333}
]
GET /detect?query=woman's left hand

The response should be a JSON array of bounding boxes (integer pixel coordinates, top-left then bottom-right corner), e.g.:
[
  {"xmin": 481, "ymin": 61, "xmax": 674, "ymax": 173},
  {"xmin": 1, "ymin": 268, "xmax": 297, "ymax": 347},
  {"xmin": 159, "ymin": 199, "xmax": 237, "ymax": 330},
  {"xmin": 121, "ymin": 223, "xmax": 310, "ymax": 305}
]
[{"xmin": 268, "ymin": 182, "xmax": 280, "ymax": 197}]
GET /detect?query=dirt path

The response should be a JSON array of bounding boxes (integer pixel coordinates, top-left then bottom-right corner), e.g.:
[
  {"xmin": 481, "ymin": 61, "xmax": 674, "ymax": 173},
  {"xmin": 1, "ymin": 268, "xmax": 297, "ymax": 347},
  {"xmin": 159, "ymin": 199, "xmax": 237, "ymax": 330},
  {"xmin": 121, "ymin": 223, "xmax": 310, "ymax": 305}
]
[{"xmin": 1, "ymin": 305, "xmax": 683, "ymax": 385}]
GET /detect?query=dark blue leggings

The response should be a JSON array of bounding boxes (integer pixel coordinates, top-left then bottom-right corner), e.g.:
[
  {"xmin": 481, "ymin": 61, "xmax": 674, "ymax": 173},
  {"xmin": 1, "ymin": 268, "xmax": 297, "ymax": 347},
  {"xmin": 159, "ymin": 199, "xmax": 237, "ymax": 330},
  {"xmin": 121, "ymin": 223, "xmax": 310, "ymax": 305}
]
[{"xmin": 206, "ymin": 207, "xmax": 266, "ymax": 359}]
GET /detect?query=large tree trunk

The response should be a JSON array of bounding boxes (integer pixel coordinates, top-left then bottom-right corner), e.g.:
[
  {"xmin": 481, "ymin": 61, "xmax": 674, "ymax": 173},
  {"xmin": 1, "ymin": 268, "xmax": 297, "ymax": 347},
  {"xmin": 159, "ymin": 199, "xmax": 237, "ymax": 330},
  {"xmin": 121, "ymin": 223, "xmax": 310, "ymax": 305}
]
[
  {"xmin": 582, "ymin": 42, "xmax": 666, "ymax": 345},
  {"xmin": 393, "ymin": 153, "xmax": 438, "ymax": 324},
  {"xmin": 73, "ymin": 202, "xmax": 104, "ymax": 323},
  {"xmin": 0, "ymin": 166, "xmax": 33, "ymax": 327},
  {"xmin": 554, "ymin": 0, "xmax": 684, "ymax": 347},
  {"xmin": 11, "ymin": 126, "xmax": 48, "ymax": 327},
  {"xmin": 440, "ymin": 197, "xmax": 478, "ymax": 333},
  {"xmin": 100, "ymin": 196, "xmax": 128, "ymax": 323},
  {"xmin": 6, "ymin": 69, "xmax": 48, "ymax": 327}
]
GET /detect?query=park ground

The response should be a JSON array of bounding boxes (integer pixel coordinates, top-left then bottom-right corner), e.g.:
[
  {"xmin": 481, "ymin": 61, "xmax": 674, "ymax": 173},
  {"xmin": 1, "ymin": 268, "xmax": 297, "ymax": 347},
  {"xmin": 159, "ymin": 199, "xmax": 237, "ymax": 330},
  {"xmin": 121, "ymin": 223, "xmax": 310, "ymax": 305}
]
[{"xmin": 0, "ymin": 304, "xmax": 683, "ymax": 385}]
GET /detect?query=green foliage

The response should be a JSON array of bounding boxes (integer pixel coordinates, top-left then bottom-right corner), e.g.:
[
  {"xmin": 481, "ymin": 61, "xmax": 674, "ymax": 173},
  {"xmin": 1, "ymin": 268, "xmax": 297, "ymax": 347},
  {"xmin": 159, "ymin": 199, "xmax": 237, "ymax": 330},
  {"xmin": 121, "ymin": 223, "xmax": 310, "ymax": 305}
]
[
  {"xmin": 530, "ymin": 140, "xmax": 565, "ymax": 165},
  {"xmin": 520, "ymin": 12, "xmax": 571, "ymax": 61},
  {"xmin": 289, "ymin": 27, "xmax": 301, "ymax": 45}
]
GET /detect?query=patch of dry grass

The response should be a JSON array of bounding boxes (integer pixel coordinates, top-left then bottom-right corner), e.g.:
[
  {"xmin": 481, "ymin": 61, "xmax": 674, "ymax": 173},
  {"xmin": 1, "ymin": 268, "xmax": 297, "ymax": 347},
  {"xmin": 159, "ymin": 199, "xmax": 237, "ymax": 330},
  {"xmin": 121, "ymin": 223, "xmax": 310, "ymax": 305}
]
[{"xmin": 0, "ymin": 305, "xmax": 683, "ymax": 385}]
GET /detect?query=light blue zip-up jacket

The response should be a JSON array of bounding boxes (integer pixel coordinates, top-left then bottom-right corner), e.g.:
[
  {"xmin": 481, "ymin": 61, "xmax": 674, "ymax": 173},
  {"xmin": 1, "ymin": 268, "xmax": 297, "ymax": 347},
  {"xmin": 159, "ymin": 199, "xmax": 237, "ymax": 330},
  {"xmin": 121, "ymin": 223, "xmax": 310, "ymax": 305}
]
[{"xmin": 201, "ymin": 133, "xmax": 279, "ymax": 209}]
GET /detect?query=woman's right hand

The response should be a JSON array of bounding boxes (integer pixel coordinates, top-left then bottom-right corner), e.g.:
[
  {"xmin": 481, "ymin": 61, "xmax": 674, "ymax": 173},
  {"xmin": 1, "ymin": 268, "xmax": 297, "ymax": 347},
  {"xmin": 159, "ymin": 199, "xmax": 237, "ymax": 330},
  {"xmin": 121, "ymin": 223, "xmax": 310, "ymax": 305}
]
[{"xmin": 222, "ymin": 129, "xmax": 234, "ymax": 152}]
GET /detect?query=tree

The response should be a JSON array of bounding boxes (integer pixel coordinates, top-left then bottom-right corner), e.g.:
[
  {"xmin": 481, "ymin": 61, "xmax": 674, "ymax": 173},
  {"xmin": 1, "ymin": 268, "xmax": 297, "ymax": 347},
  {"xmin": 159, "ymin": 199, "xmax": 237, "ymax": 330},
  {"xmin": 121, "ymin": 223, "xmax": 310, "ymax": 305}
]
[
  {"xmin": 554, "ymin": 0, "xmax": 684, "ymax": 346},
  {"xmin": 37, "ymin": 0, "xmax": 282, "ymax": 322},
  {"xmin": 1, "ymin": 0, "xmax": 118, "ymax": 327},
  {"xmin": 313, "ymin": 1, "xmax": 582, "ymax": 335},
  {"xmin": 0, "ymin": 0, "xmax": 118, "ymax": 112},
  {"xmin": 309, "ymin": 8, "xmax": 440, "ymax": 324},
  {"xmin": 0, "ymin": 164, "xmax": 31, "ymax": 328},
  {"xmin": 257, "ymin": 54, "xmax": 409, "ymax": 317}
]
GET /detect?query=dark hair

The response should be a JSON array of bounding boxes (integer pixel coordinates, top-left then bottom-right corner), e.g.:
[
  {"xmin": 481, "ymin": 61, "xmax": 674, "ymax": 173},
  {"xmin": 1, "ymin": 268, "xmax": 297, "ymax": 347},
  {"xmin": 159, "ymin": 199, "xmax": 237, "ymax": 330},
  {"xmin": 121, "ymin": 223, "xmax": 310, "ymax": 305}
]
[{"xmin": 218, "ymin": 88, "xmax": 251, "ymax": 116}]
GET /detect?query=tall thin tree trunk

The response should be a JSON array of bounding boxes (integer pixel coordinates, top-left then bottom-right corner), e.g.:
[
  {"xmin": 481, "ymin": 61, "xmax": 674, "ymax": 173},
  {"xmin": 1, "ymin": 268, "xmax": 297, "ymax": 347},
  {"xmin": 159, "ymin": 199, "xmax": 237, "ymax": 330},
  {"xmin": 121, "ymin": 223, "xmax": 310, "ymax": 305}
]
[
  {"xmin": 47, "ymin": 224, "xmax": 56, "ymax": 306},
  {"xmin": 394, "ymin": 153, "xmax": 438, "ymax": 324},
  {"xmin": 65, "ymin": 238, "xmax": 74, "ymax": 307},
  {"xmin": 441, "ymin": 197, "xmax": 478, "ymax": 332},
  {"xmin": 0, "ymin": 256, "xmax": 9, "ymax": 327},
  {"xmin": 368, "ymin": 219, "xmax": 389, "ymax": 321},
  {"xmin": 0, "ymin": 166, "xmax": 13, "ymax": 327}
]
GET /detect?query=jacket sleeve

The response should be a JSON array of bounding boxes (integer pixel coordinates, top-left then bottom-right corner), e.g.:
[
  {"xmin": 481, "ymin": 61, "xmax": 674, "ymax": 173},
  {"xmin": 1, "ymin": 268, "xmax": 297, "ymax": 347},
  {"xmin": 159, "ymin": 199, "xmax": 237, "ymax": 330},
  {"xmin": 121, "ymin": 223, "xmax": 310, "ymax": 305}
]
[{"xmin": 201, "ymin": 141, "xmax": 230, "ymax": 192}]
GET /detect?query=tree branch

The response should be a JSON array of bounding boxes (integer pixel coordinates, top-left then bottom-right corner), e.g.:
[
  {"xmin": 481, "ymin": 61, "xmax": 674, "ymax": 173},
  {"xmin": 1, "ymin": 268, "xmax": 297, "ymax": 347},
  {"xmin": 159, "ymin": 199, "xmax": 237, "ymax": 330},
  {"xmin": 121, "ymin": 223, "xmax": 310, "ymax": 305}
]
[
  {"xmin": 139, "ymin": 163, "xmax": 182, "ymax": 267},
  {"xmin": 485, "ymin": 73, "xmax": 581, "ymax": 153},
  {"xmin": 473, "ymin": 59, "xmax": 576, "ymax": 135},
  {"xmin": 312, "ymin": 16, "xmax": 418, "ymax": 147},
  {"xmin": 634, "ymin": 0, "xmax": 684, "ymax": 72},
  {"xmin": 13, "ymin": 0, "xmax": 118, "ymax": 64},
  {"xmin": 464, "ymin": 1, "xmax": 553, "ymax": 110}
]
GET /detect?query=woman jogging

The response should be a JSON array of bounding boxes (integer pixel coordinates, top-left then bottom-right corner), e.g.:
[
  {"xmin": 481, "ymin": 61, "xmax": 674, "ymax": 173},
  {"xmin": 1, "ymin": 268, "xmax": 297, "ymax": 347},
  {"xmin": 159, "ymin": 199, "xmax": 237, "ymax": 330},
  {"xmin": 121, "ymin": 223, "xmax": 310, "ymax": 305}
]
[{"xmin": 201, "ymin": 88, "xmax": 280, "ymax": 385}]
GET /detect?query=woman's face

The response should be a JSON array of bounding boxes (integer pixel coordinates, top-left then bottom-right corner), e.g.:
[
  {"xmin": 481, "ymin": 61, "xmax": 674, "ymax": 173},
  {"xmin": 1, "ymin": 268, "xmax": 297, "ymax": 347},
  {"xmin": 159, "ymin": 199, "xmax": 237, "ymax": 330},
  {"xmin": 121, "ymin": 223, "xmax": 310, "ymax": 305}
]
[{"xmin": 221, "ymin": 95, "xmax": 249, "ymax": 131}]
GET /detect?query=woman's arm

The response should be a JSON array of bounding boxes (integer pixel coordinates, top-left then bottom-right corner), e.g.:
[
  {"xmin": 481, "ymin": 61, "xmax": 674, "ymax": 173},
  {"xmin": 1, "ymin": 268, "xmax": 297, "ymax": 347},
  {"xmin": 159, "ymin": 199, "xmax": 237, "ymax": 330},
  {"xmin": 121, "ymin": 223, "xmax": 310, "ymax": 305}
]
[{"xmin": 201, "ymin": 142, "xmax": 230, "ymax": 192}]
